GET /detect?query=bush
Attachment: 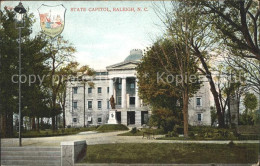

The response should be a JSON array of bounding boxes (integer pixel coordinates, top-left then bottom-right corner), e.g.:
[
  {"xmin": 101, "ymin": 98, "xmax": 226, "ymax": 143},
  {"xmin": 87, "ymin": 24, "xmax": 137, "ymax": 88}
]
[
  {"xmin": 228, "ymin": 140, "xmax": 235, "ymax": 147},
  {"xmin": 131, "ymin": 127, "xmax": 137, "ymax": 134},
  {"xmin": 96, "ymin": 124, "xmax": 129, "ymax": 132},
  {"xmin": 174, "ymin": 125, "xmax": 184, "ymax": 134},
  {"xmin": 188, "ymin": 132, "xmax": 195, "ymax": 138}
]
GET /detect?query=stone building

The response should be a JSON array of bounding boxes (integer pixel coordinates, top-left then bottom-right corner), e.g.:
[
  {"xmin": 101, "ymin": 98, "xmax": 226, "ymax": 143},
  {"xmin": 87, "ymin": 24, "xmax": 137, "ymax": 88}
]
[{"xmin": 65, "ymin": 49, "xmax": 211, "ymax": 127}]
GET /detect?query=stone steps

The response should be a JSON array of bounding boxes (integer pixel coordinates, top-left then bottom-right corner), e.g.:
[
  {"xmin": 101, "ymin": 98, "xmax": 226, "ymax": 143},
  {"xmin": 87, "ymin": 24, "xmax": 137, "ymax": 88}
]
[{"xmin": 1, "ymin": 147, "xmax": 61, "ymax": 166}]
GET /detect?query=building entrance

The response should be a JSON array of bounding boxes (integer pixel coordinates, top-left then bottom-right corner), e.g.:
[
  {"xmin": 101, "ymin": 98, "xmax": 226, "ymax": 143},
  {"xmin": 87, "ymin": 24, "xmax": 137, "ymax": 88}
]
[
  {"xmin": 116, "ymin": 112, "xmax": 121, "ymax": 124},
  {"xmin": 127, "ymin": 111, "xmax": 135, "ymax": 125}
]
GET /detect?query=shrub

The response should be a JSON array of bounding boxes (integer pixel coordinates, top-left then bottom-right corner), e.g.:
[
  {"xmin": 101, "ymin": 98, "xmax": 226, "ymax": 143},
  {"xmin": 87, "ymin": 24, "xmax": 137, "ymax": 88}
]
[
  {"xmin": 188, "ymin": 132, "xmax": 195, "ymax": 138},
  {"xmin": 166, "ymin": 131, "xmax": 178, "ymax": 137},
  {"xmin": 174, "ymin": 125, "xmax": 184, "ymax": 134},
  {"xmin": 228, "ymin": 140, "xmax": 235, "ymax": 147},
  {"xmin": 131, "ymin": 127, "xmax": 137, "ymax": 134}
]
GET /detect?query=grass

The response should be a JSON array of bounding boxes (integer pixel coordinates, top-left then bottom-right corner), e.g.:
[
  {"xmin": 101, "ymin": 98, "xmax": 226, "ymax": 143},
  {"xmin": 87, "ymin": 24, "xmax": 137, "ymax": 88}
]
[
  {"xmin": 82, "ymin": 143, "xmax": 259, "ymax": 164},
  {"xmin": 13, "ymin": 126, "xmax": 98, "ymax": 138},
  {"xmin": 96, "ymin": 124, "xmax": 129, "ymax": 132},
  {"xmin": 118, "ymin": 128, "xmax": 165, "ymax": 136},
  {"xmin": 159, "ymin": 125, "xmax": 259, "ymax": 140}
]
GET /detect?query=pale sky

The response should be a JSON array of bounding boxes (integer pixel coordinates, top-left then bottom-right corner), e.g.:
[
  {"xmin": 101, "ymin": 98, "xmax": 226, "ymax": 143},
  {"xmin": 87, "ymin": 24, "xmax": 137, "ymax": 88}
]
[{"xmin": 1, "ymin": 1, "xmax": 171, "ymax": 70}]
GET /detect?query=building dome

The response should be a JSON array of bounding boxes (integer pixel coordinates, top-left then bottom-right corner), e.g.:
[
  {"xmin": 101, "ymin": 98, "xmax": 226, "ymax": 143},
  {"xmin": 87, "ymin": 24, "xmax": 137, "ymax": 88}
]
[{"xmin": 124, "ymin": 49, "xmax": 143, "ymax": 62}]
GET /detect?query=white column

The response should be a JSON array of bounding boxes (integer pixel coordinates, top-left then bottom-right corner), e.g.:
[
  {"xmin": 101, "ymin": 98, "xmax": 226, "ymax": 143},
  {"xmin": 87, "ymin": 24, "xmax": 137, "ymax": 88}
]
[
  {"xmin": 121, "ymin": 77, "xmax": 127, "ymax": 108},
  {"xmin": 135, "ymin": 78, "xmax": 140, "ymax": 108},
  {"xmin": 109, "ymin": 78, "xmax": 114, "ymax": 98}
]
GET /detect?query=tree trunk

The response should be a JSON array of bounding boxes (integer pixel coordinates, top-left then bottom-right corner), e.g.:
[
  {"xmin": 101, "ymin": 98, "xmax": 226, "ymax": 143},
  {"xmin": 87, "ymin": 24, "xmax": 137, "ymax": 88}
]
[
  {"xmin": 62, "ymin": 90, "xmax": 66, "ymax": 128},
  {"xmin": 37, "ymin": 117, "xmax": 40, "ymax": 132},
  {"xmin": 1, "ymin": 113, "xmax": 7, "ymax": 138},
  {"xmin": 183, "ymin": 88, "xmax": 189, "ymax": 138},
  {"xmin": 195, "ymin": 53, "xmax": 225, "ymax": 127},
  {"xmin": 52, "ymin": 117, "xmax": 55, "ymax": 131},
  {"xmin": 32, "ymin": 117, "xmax": 36, "ymax": 131},
  {"xmin": 228, "ymin": 97, "xmax": 231, "ymax": 127},
  {"xmin": 6, "ymin": 111, "xmax": 13, "ymax": 137}
]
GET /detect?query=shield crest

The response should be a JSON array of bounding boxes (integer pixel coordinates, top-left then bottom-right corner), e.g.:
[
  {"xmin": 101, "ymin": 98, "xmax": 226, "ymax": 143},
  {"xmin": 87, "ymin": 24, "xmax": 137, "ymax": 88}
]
[{"xmin": 38, "ymin": 4, "xmax": 66, "ymax": 38}]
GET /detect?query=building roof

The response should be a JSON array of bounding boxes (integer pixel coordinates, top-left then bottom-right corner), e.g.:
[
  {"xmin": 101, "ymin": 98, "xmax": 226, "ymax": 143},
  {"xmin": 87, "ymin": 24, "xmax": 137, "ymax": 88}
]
[{"xmin": 124, "ymin": 49, "xmax": 143, "ymax": 62}]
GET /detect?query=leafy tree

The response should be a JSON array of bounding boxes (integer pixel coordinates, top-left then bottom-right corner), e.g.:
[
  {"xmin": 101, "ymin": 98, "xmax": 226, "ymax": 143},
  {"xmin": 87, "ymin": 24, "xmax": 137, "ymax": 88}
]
[
  {"xmin": 43, "ymin": 36, "xmax": 76, "ymax": 131},
  {"xmin": 210, "ymin": 106, "xmax": 217, "ymax": 126},
  {"xmin": 195, "ymin": 0, "xmax": 260, "ymax": 61},
  {"xmin": 137, "ymin": 38, "xmax": 201, "ymax": 137},
  {"xmin": 57, "ymin": 62, "xmax": 95, "ymax": 128},
  {"xmin": 243, "ymin": 93, "xmax": 258, "ymax": 112},
  {"xmin": 225, "ymin": 56, "xmax": 260, "ymax": 95},
  {"xmin": 0, "ymin": 8, "xmax": 49, "ymax": 136}
]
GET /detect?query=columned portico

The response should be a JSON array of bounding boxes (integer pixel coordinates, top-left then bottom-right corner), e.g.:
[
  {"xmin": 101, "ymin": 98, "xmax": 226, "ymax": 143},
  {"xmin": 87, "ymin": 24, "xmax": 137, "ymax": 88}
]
[
  {"xmin": 121, "ymin": 77, "xmax": 127, "ymax": 108},
  {"xmin": 109, "ymin": 79, "xmax": 114, "ymax": 99},
  {"xmin": 135, "ymin": 78, "xmax": 140, "ymax": 108}
]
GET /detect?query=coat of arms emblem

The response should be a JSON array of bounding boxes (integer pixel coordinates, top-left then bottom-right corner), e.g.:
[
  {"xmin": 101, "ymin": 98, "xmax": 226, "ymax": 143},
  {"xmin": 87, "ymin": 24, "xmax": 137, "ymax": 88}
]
[{"xmin": 38, "ymin": 4, "xmax": 66, "ymax": 38}]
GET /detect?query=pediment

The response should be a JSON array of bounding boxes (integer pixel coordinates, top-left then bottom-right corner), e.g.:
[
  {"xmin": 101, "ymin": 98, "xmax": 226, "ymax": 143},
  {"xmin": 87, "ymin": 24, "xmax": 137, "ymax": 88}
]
[{"xmin": 106, "ymin": 61, "xmax": 139, "ymax": 70}]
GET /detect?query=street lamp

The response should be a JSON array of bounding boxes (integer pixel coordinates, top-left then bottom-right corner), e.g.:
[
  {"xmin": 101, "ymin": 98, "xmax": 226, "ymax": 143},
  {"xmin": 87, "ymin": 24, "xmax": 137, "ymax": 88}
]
[{"xmin": 14, "ymin": 2, "xmax": 26, "ymax": 147}]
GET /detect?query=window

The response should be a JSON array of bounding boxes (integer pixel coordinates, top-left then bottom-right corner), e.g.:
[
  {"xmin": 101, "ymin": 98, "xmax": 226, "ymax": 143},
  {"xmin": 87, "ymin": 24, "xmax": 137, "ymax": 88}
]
[
  {"xmin": 198, "ymin": 113, "xmax": 202, "ymax": 121},
  {"xmin": 130, "ymin": 97, "xmax": 135, "ymax": 105},
  {"xmin": 98, "ymin": 117, "xmax": 102, "ymax": 123},
  {"xmin": 73, "ymin": 118, "xmax": 77, "ymax": 123},
  {"xmin": 88, "ymin": 101, "xmax": 92, "ymax": 109},
  {"xmin": 118, "ymin": 84, "xmax": 122, "ymax": 90},
  {"xmin": 98, "ymin": 101, "xmax": 102, "ymax": 109},
  {"xmin": 98, "ymin": 87, "xmax": 102, "ymax": 93},
  {"xmin": 107, "ymin": 87, "xmax": 109, "ymax": 93},
  {"xmin": 130, "ymin": 83, "xmax": 135, "ymax": 89},
  {"xmin": 88, "ymin": 88, "xmax": 92, "ymax": 94},
  {"xmin": 73, "ymin": 87, "xmax": 78, "ymax": 94},
  {"xmin": 117, "ymin": 96, "xmax": 122, "ymax": 105},
  {"xmin": 107, "ymin": 100, "xmax": 110, "ymax": 109},
  {"xmin": 73, "ymin": 101, "xmax": 77, "ymax": 109},
  {"xmin": 196, "ymin": 97, "xmax": 202, "ymax": 106}
]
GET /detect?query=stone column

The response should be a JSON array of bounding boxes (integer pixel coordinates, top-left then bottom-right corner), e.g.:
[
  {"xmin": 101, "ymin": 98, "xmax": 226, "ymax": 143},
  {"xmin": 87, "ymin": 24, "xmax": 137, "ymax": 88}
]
[
  {"xmin": 135, "ymin": 78, "xmax": 140, "ymax": 108},
  {"xmin": 121, "ymin": 111, "xmax": 127, "ymax": 126},
  {"xmin": 135, "ymin": 111, "xmax": 142, "ymax": 126},
  {"xmin": 121, "ymin": 77, "xmax": 127, "ymax": 108},
  {"xmin": 109, "ymin": 78, "xmax": 114, "ymax": 98}
]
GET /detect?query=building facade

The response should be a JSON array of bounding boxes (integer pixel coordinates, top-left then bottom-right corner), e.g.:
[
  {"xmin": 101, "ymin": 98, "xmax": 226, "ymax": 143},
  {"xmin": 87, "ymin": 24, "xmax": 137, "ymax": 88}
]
[{"xmin": 65, "ymin": 49, "xmax": 211, "ymax": 127}]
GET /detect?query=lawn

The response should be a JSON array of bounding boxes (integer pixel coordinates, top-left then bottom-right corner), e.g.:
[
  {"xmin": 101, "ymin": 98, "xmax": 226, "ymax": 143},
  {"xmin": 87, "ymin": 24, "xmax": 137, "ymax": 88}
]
[
  {"xmin": 118, "ymin": 128, "xmax": 165, "ymax": 136},
  {"xmin": 96, "ymin": 124, "xmax": 129, "ymax": 132},
  {"xmin": 12, "ymin": 124, "xmax": 129, "ymax": 138},
  {"xmin": 13, "ymin": 126, "xmax": 97, "ymax": 138},
  {"xmin": 82, "ymin": 143, "xmax": 259, "ymax": 164}
]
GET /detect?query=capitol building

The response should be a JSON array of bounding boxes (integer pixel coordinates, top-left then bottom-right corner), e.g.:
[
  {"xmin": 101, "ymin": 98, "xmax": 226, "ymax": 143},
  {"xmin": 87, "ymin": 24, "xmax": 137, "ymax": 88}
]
[{"xmin": 65, "ymin": 49, "xmax": 212, "ymax": 127}]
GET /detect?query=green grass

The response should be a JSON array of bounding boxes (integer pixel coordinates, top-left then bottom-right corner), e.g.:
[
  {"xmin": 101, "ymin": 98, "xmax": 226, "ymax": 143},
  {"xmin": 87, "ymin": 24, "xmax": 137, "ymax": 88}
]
[
  {"xmin": 96, "ymin": 124, "xmax": 129, "ymax": 132},
  {"xmin": 82, "ymin": 143, "xmax": 259, "ymax": 164},
  {"xmin": 118, "ymin": 128, "xmax": 165, "ymax": 136},
  {"xmin": 13, "ymin": 126, "xmax": 98, "ymax": 138}
]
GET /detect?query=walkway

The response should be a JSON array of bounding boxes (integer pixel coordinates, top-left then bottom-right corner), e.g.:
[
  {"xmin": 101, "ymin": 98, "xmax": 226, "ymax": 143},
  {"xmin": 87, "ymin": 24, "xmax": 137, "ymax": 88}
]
[{"xmin": 1, "ymin": 131, "xmax": 259, "ymax": 147}]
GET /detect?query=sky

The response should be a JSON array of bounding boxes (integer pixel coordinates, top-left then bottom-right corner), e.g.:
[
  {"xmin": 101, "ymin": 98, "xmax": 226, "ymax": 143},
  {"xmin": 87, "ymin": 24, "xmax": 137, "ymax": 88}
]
[{"xmin": 1, "ymin": 1, "xmax": 171, "ymax": 70}]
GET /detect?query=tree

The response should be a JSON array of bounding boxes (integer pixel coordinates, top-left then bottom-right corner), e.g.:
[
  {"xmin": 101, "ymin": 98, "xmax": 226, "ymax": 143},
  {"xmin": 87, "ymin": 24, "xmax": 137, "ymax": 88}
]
[
  {"xmin": 195, "ymin": 0, "xmax": 260, "ymax": 61},
  {"xmin": 57, "ymin": 62, "xmax": 95, "ymax": 128},
  {"xmin": 0, "ymin": 8, "xmax": 50, "ymax": 136},
  {"xmin": 210, "ymin": 106, "xmax": 217, "ymax": 126},
  {"xmin": 43, "ymin": 36, "xmax": 76, "ymax": 131},
  {"xmin": 137, "ymin": 38, "xmax": 201, "ymax": 137},
  {"xmin": 243, "ymin": 93, "xmax": 258, "ymax": 112},
  {"xmin": 155, "ymin": 1, "xmax": 229, "ymax": 127},
  {"xmin": 224, "ymin": 56, "xmax": 260, "ymax": 95}
]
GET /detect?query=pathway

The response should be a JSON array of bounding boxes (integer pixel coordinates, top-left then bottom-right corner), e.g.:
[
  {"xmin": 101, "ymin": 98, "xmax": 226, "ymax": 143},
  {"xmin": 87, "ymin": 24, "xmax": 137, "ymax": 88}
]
[{"xmin": 1, "ymin": 131, "xmax": 259, "ymax": 147}]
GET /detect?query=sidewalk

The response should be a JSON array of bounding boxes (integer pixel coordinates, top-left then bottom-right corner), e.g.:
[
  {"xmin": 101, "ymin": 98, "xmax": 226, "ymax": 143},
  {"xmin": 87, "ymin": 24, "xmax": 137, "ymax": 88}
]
[{"xmin": 1, "ymin": 131, "xmax": 259, "ymax": 147}]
